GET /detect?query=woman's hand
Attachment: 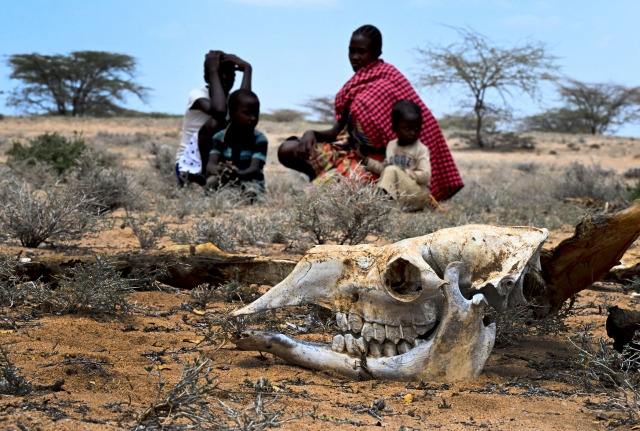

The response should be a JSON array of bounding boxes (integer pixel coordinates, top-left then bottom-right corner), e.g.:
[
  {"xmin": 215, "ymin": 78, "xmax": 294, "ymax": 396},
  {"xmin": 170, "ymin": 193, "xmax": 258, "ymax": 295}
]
[
  {"xmin": 353, "ymin": 143, "xmax": 366, "ymax": 160},
  {"xmin": 299, "ymin": 130, "xmax": 318, "ymax": 159}
]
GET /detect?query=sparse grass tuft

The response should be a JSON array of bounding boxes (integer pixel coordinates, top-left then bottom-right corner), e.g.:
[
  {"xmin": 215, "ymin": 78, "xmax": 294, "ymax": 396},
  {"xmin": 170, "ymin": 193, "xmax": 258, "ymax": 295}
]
[
  {"xmin": 125, "ymin": 213, "xmax": 168, "ymax": 249},
  {"xmin": 0, "ymin": 345, "xmax": 32, "ymax": 396}
]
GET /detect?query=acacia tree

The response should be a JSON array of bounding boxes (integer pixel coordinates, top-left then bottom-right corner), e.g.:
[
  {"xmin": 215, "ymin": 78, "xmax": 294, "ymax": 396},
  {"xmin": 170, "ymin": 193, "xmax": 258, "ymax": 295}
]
[
  {"xmin": 556, "ymin": 79, "xmax": 640, "ymax": 135},
  {"xmin": 519, "ymin": 107, "xmax": 593, "ymax": 134},
  {"xmin": 302, "ymin": 95, "xmax": 335, "ymax": 123},
  {"xmin": 415, "ymin": 27, "xmax": 558, "ymax": 147},
  {"xmin": 6, "ymin": 51, "xmax": 149, "ymax": 117}
]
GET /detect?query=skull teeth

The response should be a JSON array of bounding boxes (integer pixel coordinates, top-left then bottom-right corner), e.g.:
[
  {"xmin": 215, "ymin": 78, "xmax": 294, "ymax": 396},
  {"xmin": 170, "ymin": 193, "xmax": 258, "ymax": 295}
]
[
  {"xmin": 397, "ymin": 340, "xmax": 412, "ymax": 354},
  {"xmin": 332, "ymin": 315, "xmax": 436, "ymax": 358},
  {"xmin": 373, "ymin": 323, "xmax": 386, "ymax": 343},
  {"xmin": 361, "ymin": 322, "xmax": 374, "ymax": 342},
  {"xmin": 415, "ymin": 323, "xmax": 435, "ymax": 335},
  {"xmin": 369, "ymin": 340, "xmax": 383, "ymax": 358},
  {"xmin": 402, "ymin": 325, "xmax": 418, "ymax": 343},
  {"xmin": 348, "ymin": 313, "xmax": 364, "ymax": 333},
  {"xmin": 385, "ymin": 325, "xmax": 401, "ymax": 344},
  {"xmin": 336, "ymin": 313, "xmax": 349, "ymax": 332},
  {"xmin": 383, "ymin": 341, "xmax": 397, "ymax": 357},
  {"xmin": 331, "ymin": 334, "xmax": 345, "ymax": 352}
]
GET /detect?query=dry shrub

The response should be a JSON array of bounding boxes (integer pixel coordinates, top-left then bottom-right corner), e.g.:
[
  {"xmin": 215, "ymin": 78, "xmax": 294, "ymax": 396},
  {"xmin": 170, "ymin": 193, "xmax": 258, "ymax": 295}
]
[
  {"xmin": 190, "ymin": 280, "xmax": 261, "ymax": 306},
  {"xmin": 71, "ymin": 151, "xmax": 141, "ymax": 213},
  {"xmin": 4, "ymin": 158, "xmax": 59, "ymax": 186},
  {"xmin": 553, "ymin": 162, "xmax": 626, "ymax": 204},
  {"xmin": 0, "ymin": 256, "xmax": 132, "ymax": 314},
  {"xmin": 625, "ymin": 167, "xmax": 640, "ymax": 179},
  {"xmin": 124, "ymin": 213, "xmax": 168, "ymax": 250},
  {"xmin": 628, "ymin": 179, "xmax": 640, "ymax": 202},
  {"xmin": 486, "ymin": 301, "xmax": 572, "ymax": 346},
  {"xmin": 385, "ymin": 212, "xmax": 444, "ymax": 242},
  {"xmin": 445, "ymin": 160, "xmax": 588, "ymax": 229},
  {"xmin": 137, "ymin": 357, "xmax": 303, "ymax": 430},
  {"xmin": 262, "ymin": 108, "xmax": 306, "ymax": 123},
  {"xmin": 148, "ymin": 141, "xmax": 178, "ymax": 185},
  {"xmin": 292, "ymin": 174, "xmax": 397, "ymax": 245},
  {"xmin": 193, "ymin": 219, "xmax": 236, "ymax": 252},
  {"xmin": 231, "ymin": 212, "xmax": 290, "ymax": 247},
  {"xmin": 47, "ymin": 256, "xmax": 133, "ymax": 314},
  {"xmin": 170, "ymin": 209, "xmax": 290, "ymax": 252},
  {"xmin": 94, "ymin": 131, "xmax": 151, "ymax": 146},
  {"xmin": 137, "ymin": 357, "xmax": 217, "ymax": 429},
  {"xmin": 0, "ymin": 181, "xmax": 99, "ymax": 248},
  {"xmin": 568, "ymin": 327, "xmax": 640, "ymax": 425}
]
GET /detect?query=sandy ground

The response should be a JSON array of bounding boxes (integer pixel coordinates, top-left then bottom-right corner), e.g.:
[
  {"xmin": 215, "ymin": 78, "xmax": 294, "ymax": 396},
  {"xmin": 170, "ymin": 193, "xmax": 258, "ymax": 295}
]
[{"xmin": 0, "ymin": 116, "xmax": 639, "ymax": 430}]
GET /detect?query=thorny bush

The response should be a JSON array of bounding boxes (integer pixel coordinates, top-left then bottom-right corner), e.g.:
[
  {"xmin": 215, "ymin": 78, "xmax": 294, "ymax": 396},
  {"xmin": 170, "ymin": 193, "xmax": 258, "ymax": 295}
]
[
  {"xmin": 292, "ymin": 174, "xmax": 397, "ymax": 245},
  {"xmin": 0, "ymin": 181, "xmax": 99, "ymax": 248},
  {"xmin": 568, "ymin": 326, "xmax": 640, "ymax": 424}
]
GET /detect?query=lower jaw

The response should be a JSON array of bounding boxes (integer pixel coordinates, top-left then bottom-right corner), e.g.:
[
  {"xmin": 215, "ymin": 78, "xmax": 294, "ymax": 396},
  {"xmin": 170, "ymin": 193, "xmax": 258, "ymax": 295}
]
[{"xmin": 234, "ymin": 318, "xmax": 495, "ymax": 382}]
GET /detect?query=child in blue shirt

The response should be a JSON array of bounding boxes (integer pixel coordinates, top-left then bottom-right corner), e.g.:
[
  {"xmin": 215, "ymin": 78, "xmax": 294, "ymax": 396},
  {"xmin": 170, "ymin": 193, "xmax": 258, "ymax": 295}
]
[{"xmin": 205, "ymin": 89, "xmax": 267, "ymax": 202}]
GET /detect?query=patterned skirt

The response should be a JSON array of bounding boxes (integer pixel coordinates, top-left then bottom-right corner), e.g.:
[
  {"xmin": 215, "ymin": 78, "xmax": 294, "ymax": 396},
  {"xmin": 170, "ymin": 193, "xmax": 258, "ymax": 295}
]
[{"xmin": 307, "ymin": 115, "xmax": 384, "ymax": 183}]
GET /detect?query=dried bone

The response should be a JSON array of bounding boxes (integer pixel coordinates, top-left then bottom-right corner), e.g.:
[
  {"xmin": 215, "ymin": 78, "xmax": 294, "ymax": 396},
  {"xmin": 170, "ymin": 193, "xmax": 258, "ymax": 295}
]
[{"xmin": 233, "ymin": 225, "xmax": 548, "ymax": 381}]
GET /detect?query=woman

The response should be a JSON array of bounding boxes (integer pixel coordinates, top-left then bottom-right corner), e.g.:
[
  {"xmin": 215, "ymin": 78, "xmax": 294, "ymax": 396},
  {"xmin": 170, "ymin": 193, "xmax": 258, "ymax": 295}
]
[{"xmin": 278, "ymin": 25, "xmax": 463, "ymax": 202}]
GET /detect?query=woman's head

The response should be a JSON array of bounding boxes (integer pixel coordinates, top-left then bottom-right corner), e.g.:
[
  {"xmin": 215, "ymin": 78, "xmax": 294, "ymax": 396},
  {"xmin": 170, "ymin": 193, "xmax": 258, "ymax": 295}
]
[{"xmin": 349, "ymin": 25, "xmax": 382, "ymax": 72}]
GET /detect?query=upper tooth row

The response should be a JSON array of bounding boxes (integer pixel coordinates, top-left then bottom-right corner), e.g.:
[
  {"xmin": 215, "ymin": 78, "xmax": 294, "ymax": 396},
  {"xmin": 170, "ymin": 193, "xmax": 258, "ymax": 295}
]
[
  {"xmin": 335, "ymin": 312, "xmax": 434, "ymax": 344},
  {"xmin": 331, "ymin": 333, "xmax": 427, "ymax": 358}
]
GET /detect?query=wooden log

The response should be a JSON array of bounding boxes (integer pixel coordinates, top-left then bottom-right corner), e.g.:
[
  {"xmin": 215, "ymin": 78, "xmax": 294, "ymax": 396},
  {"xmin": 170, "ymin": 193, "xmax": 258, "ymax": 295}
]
[
  {"xmin": 9, "ymin": 243, "xmax": 297, "ymax": 289},
  {"xmin": 535, "ymin": 199, "xmax": 640, "ymax": 316}
]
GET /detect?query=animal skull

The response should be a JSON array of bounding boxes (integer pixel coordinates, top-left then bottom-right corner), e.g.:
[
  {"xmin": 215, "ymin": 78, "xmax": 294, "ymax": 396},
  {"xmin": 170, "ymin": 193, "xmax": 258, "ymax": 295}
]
[{"xmin": 233, "ymin": 225, "xmax": 548, "ymax": 381}]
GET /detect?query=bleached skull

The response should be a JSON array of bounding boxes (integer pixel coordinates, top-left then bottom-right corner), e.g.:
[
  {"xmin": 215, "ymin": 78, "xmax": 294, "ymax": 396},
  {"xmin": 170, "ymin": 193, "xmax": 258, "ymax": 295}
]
[{"xmin": 233, "ymin": 225, "xmax": 548, "ymax": 381}]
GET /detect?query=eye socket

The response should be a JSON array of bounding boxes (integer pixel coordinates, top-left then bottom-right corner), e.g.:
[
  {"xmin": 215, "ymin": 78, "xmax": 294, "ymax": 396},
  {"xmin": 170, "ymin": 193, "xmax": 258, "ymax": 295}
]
[{"xmin": 384, "ymin": 257, "xmax": 423, "ymax": 302}]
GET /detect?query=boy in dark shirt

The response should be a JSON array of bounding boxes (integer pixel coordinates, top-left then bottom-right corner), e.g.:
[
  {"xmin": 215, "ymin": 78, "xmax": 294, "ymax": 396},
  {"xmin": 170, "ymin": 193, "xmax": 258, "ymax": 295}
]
[{"xmin": 205, "ymin": 89, "xmax": 267, "ymax": 202}]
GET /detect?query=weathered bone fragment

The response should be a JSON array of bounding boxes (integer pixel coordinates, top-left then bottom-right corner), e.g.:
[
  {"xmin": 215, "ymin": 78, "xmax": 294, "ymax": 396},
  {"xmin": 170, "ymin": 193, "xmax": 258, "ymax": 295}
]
[{"xmin": 233, "ymin": 225, "xmax": 548, "ymax": 381}]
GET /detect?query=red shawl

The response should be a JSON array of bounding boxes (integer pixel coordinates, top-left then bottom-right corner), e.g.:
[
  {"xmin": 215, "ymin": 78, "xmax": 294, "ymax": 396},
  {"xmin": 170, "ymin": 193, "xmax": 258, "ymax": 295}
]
[{"xmin": 335, "ymin": 59, "xmax": 463, "ymax": 201}]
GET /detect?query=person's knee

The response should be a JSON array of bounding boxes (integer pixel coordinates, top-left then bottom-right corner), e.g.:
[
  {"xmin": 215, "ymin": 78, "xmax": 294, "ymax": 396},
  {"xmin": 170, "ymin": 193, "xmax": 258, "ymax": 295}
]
[
  {"xmin": 381, "ymin": 165, "xmax": 403, "ymax": 182},
  {"xmin": 384, "ymin": 165, "xmax": 403, "ymax": 175}
]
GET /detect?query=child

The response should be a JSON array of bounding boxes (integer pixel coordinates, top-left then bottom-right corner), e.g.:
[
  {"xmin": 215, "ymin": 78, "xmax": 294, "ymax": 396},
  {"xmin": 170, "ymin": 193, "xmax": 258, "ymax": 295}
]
[
  {"xmin": 362, "ymin": 100, "xmax": 432, "ymax": 211},
  {"xmin": 205, "ymin": 89, "xmax": 267, "ymax": 202}
]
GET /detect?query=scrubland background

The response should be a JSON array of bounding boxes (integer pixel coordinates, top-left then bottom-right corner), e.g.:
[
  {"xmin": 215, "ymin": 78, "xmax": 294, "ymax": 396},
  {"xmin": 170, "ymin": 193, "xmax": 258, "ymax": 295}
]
[{"xmin": 0, "ymin": 116, "xmax": 639, "ymax": 430}]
